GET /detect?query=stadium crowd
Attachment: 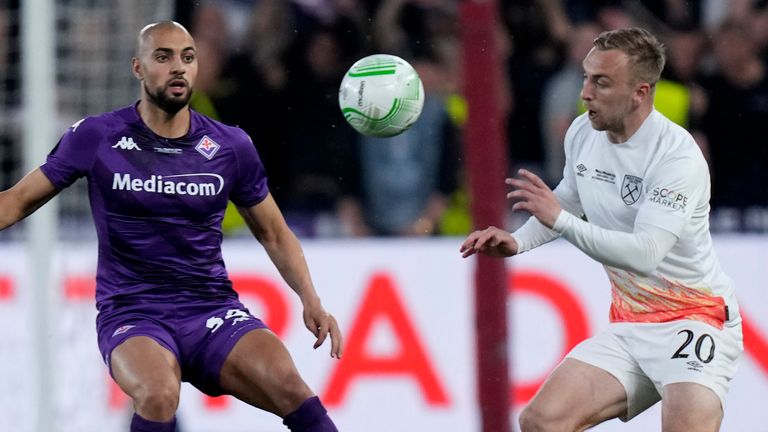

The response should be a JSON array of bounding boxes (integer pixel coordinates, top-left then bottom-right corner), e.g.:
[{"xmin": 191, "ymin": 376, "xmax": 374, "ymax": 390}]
[{"xmin": 1, "ymin": 0, "xmax": 767, "ymax": 237}]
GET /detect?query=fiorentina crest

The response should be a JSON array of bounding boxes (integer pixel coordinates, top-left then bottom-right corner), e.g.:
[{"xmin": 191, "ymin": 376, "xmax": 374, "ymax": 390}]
[
  {"xmin": 196, "ymin": 135, "xmax": 220, "ymax": 160},
  {"xmin": 621, "ymin": 174, "xmax": 643, "ymax": 205}
]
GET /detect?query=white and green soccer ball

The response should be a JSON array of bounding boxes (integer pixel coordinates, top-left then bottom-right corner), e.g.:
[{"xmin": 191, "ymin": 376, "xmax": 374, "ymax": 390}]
[{"xmin": 339, "ymin": 54, "xmax": 424, "ymax": 138}]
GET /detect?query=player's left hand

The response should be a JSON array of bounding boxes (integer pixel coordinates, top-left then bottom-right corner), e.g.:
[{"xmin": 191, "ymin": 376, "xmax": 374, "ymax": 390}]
[
  {"xmin": 303, "ymin": 300, "xmax": 343, "ymax": 359},
  {"xmin": 506, "ymin": 169, "xmax": 562, "ymax": 228}
]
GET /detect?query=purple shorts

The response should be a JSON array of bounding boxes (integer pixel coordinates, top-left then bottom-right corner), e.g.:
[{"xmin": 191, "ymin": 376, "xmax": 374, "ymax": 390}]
[{"xmin": 96, "ymin": 294, "xmax": 269, "ymax": 396}]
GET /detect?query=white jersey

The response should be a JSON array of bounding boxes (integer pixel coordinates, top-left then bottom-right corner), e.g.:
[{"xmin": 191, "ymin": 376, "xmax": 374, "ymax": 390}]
[{"xmin": 554, "ymin": 110, "xmax": 736, "ymax": 329}]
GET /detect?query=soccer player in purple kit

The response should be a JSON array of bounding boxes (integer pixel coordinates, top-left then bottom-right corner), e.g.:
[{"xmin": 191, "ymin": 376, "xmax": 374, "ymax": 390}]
[{"xmin": 0, "ymin": 21, "xmax": 342, "ymax": 432}]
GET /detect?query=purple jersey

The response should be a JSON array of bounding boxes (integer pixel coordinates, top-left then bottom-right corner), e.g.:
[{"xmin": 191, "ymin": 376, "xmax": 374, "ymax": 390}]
[{"xmin": 40, "ymin": 103, "xmax": 269, "ymax": 307}]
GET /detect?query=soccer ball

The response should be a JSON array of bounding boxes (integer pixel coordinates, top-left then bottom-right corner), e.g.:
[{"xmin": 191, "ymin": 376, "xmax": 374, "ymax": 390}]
[{"xmin": 338, "ymin": 54, "xmax": 425, "ymax": 138}]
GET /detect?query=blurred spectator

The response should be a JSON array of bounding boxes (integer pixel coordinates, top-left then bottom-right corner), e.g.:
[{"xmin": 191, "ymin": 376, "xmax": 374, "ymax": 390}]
[
  {"xmin": 189, "ymin": 5, "xmax": 229, "ymax": 119},
  {"xmin": 664, "ymin": 26, "xmax": 706, "ymax": 86},
  {"xmin": 501, "ymin": 0, "xmax": 569, "ymax": 178},
  {"xmin": 0, "ymin": 5, "xmax": 11, "ymax": 193},
  {"xmin": 214, "ymin": 0, "xmax": 297, "ymax": 208},
  {"xmin": 563, "ymin": 0, "xmax": 701, "ymax": 29},
  {"xmin": 3, "ymin": 0, "xmax": 766, "ymax": 237},
  {"xmin": 212, "ymin": 1, "xmax": 373, "ymax": 237},
  {"xmin": 373, "ymin": 0, "xmax": 459, "ymax": 77},
  {"xmin": 0, "ymin": 0, "xmax": 21, "ymax": 195},
  {"xmin": 190, "ymin": 3, "xmax": 231, "ymax": 54},
  {"xmin": 651, "ymin": 54, "xmax": 695, "ymax": 129},
  {"xmin": 650, "ymin": 0, "xmax": 703, "ymax": 28},
  {"xmin": 280, "ymin": 23, "xmax": 367, "ymax": 236},
  {"xmin": 662, "ymin": 25, "xmax": 709, "ymax": 157},
  {"xmin": 354, "ymin": 0, "xmax": 463, "ymax": 236},
  {"xmin": 357, "ymin": 56, "xmax": 462, "ymax": 236},
  {"xmin": 697, "ymin": 20, "xmax": 768, "ymax": 230},
  {"xmin": 749, "ymin": 0, "xmax": 768, "ymax": 56},
  {"xmin": 540, "ymin": 21, "xmax": 599, "ymax": 185}
]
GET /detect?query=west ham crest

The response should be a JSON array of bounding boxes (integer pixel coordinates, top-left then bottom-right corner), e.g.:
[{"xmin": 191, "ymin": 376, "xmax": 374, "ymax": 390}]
[
  {"xmin": 196, "ymin": 135, "xmax": 220, "ymax": 160},
  {"xmin": 621, "ymin": 175, "xmax": 643, "ymax": 205}
]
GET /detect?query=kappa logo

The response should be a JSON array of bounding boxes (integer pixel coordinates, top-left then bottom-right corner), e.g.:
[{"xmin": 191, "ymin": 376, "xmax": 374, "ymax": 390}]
[
  {"xmin": 113, "ymin": 136, "xmax": 142, "ymax": 151},
  {"xmin": 621, "ymin": 174, "xmax": 643, "ymax": 205},
  {"xmin": 196, "ymin": 135, "xmax": 220, "ymax": 160},
  {"xmin": 112, "ymin": 324, "xmax": 136, "ymax": 337}
]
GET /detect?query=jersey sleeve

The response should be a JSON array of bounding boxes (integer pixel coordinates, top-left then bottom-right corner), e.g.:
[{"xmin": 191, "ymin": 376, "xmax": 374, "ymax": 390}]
[
  {"xmin": 635, "ymin": 144, "xmax": 708, "ymax": 236},
  {"xmin": 553, "ymin": 210, "xmax": 678, "ymax": 274},
  {"xmin": 512, "ymin": 216, "xmax": 560, "ymax": 254},
  {"xmin": 512, "ymin": 116, "xmax": 586, "ymax": 253},
  {"xmin": 39, "ymin": 117, "xmax": 99, "ymax": 189},
  {"xmin": 229, "ymin": 128, "xmax": 270, "ymax": 207}
]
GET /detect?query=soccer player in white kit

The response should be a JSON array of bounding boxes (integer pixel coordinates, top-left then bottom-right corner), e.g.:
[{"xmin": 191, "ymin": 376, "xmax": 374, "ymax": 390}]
[{"xmin": 460, "ymin": 28, "xmax": 743, "ymax": 431}]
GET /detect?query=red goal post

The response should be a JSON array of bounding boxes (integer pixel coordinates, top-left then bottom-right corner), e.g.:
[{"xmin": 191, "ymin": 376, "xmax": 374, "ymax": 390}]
[{"xmin": 460, "ymin": 1, "xmax": 511, "ymax": 431}]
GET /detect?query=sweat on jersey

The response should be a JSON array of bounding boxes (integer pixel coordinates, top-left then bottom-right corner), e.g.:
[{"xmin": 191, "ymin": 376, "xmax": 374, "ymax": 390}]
[
  {"xmin": 40, "ymin": 103, "xmax": 269, "ymax": 308},
  {"xmin": 515, "ymin": 110, "xmax": 737, "ymax": 329}
]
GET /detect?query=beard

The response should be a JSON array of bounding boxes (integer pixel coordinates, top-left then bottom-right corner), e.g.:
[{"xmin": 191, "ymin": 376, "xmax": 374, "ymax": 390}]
[
  {"xmin": 589, "ymin": 113, "xmax": 616, "ymax": 132},
  {"xmin": 589, "ymin": 99, "xmax": 634, "ymax": 133},
  {"xmin": 144, "ymin": 80, "xmax": 191, "ymax": 115}
]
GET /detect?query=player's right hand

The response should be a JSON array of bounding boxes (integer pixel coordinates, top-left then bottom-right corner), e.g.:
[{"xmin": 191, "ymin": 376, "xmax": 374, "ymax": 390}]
[
  {"xmin": 459, "ymin": 226, "xmax": 519, "ymax": 258},
  {"xmin": 303, "ymin": 300, "xmax": 344, "ymax": 359}
]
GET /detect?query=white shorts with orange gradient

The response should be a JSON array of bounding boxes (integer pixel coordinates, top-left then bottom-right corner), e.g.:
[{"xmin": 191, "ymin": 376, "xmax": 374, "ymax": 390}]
[{"xmin": 566, "ymin": 318, "xmax": 743, "ymax": 421}]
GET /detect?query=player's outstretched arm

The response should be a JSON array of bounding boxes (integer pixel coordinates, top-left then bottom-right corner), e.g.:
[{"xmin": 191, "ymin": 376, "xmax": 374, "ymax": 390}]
[
  {"xmin": 508, "ymin": 168, "xmax": 678, "ymax": 274},
  {"xmin": 0, "ymin": 168, "xmax": 59, "ymax": 231},
  {"xmin": 460, "ymin": 226, "xmax": 519, "ymax": 258},
  {"xmin": 238, "ymin": 194, "xmax": 343, "ymax": 359}
]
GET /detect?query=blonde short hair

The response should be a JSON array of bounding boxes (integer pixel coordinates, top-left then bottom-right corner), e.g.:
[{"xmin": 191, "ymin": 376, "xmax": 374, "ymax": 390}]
[{"xmin": 593, "ymin": 27, "xmax": 666, "ymax": 85}]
